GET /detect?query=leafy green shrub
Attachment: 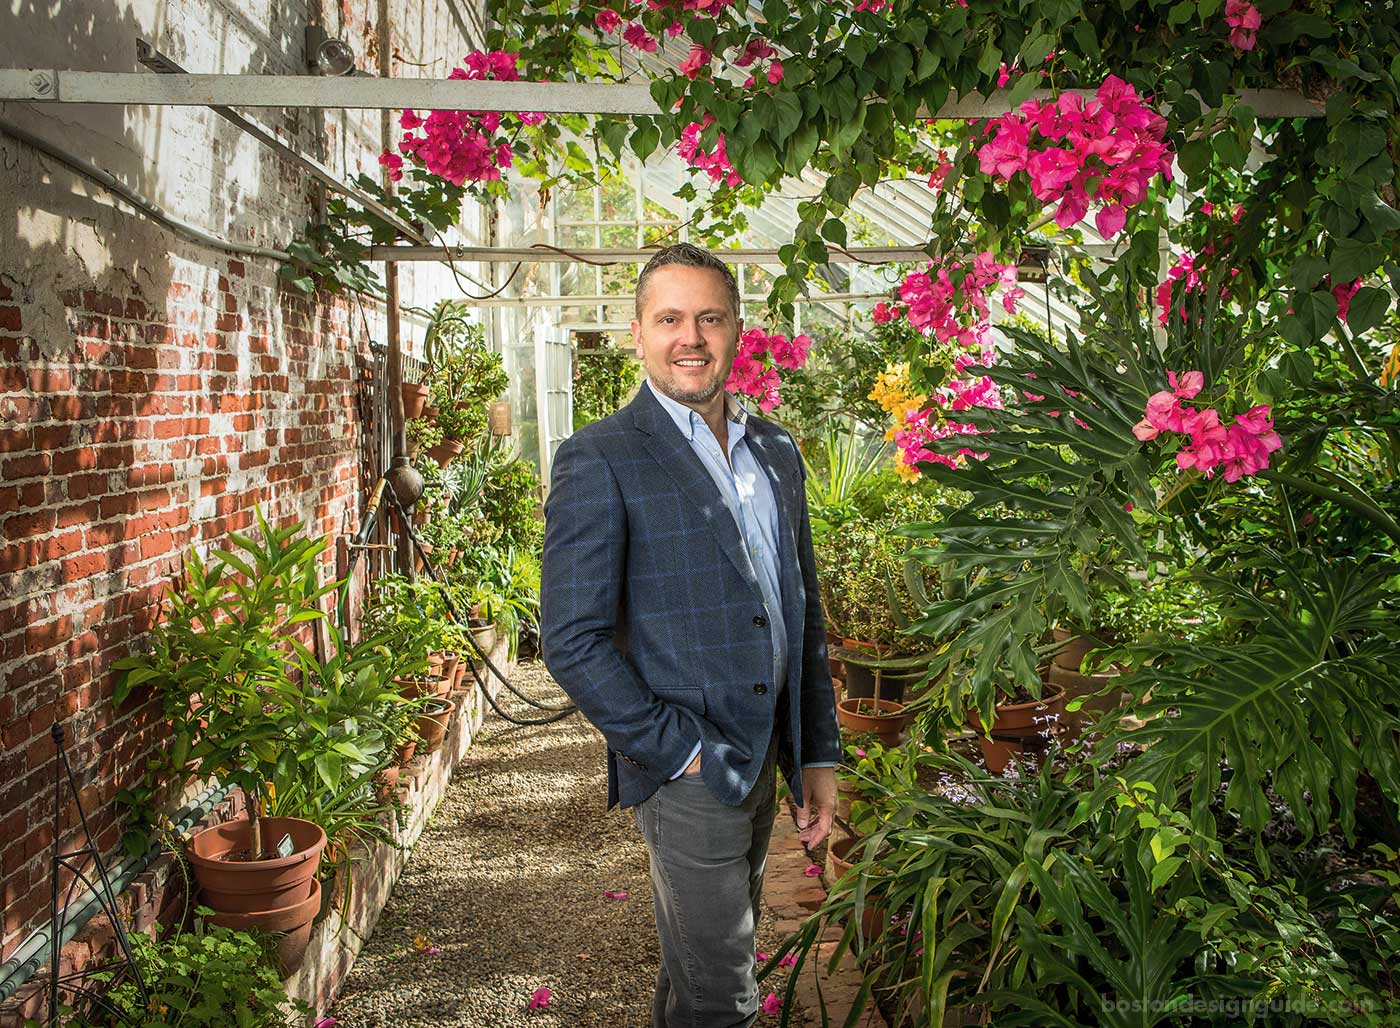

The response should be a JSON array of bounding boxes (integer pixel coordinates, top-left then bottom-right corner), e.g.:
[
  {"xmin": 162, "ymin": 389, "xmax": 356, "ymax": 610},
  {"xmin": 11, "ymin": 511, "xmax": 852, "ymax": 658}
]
[{"xmin": 89, "ymin": 919, "xmax": 309, "ymax": 1027}]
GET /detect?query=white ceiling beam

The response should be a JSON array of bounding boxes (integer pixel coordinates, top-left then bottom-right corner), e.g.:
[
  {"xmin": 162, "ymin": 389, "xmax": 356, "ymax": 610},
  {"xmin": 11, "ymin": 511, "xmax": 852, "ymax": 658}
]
[
  {"xmin": 371, "ymin": 242, "xmax": 1122, "ymax": 263},
  {"xmin": 3, "ymin": 70, "xmax": 1325, "ymax": 119}
]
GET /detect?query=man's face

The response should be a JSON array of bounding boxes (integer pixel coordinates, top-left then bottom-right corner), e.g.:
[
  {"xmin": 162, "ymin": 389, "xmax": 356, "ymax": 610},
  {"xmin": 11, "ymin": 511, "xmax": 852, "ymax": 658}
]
[{"xmin": 631, "ymin": 264, "xmax": 741, "ymax": 408}]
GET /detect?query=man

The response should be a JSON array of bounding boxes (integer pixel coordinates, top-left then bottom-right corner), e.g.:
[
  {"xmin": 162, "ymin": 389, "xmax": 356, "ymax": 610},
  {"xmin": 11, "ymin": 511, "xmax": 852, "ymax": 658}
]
[{"xmin": 540, "ymin": 243, "xmax": 841, "ymax": 1028}]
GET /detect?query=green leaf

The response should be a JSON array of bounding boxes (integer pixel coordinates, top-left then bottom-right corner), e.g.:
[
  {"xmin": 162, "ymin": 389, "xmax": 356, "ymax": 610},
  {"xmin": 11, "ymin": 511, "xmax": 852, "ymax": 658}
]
[
  {"xmin": 820, "ymin": 218, "xmax": 848, "ymax": 246},
  {"xmin": 1346, "ymin": 286, "xmax": 1390, "ymax": 336},
  {"xmin": 1150, "ymin": 855, "xmax": 1186, "ymax": 891},
  {"xmin": 1293, "ymin": 288, "xmax": 1341, "ymax": 342},
  {"xmin": 976, "ymin": 39, "xmax": 1002, "ymax": 78},
  {"xmin": 629, "ymin": 121, "xmax": 660, "ymax": 160},
  {"xmin": 771, "ymin": 91, "xmax": 804, "ymax": 143}
]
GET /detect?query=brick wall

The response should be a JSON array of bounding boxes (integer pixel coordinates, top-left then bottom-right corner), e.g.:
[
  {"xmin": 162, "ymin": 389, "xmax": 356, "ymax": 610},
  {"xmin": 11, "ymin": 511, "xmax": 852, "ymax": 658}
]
[{"xmin": 0, "ymin": 0, "xmax": 489, "ymax": 969}]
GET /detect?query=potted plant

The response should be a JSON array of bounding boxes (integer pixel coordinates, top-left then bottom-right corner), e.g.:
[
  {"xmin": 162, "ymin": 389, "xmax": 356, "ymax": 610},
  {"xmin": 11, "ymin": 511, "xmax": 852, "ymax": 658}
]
[{"xmin": 114, "ymin": 513, "xmax": 397, "ymax": 944}]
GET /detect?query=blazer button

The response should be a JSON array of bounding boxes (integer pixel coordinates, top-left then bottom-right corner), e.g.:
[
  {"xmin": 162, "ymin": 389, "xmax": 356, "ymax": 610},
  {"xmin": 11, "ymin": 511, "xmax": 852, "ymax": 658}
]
[
  {"xmin": 753, "ymin": 683, "xmax": 768, "ymax": 695},
  {"xmin": 752, "ymin": 614, "xmax": 767, "ymax": 628}
]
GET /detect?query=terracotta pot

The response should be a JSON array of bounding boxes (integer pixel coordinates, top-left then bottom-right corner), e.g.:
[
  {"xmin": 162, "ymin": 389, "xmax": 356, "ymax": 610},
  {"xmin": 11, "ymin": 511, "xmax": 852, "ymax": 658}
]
[
  {"xmin": 439, "ymin": 652, "xmax": 460, "ymax": 692},
  {"xmin": 415, "ymin": 697, "xmax": 453, "ymax": 754},
  {"xmin": 467, "ymin": 622, "xmax": 497, "ymax": 666},
  {"xmin": 401, "ymin": 383, "xmax": 430, "ymax": 421},
  {"xmin": 425, "ymin": 438, "xmax": 464, "ymax": 468},
  {"xmin": 836, "ymin": 697, "xmax": 909, "ymax": 747},
  {"xmin": 395, "ymin": 738, "xmax": 417, "ymax": 767},
  {"xmin": 412, "ymin": 505, "xmax": 429, "ymax": 527},
  {"xmin": 396, "ymin": 675, "xmax": 434, "ymax": 700},
  {"xmin": 427, "ymin": 651, "xmax": 449, "ymax": 695},
  {"xmin": 1051, "ymin": 627, "xmax": 1110, "ymax": 671},
  {"xmin": 1046, "ymin": 664, "xmax": 1129, "ymax": 737},
  {"xmin": 827, "ymin": 833, "xmax": 860, "ymax": 881},
  {"xmin": 423, "ymin": 404, "xmax": 440, "ymax": 421},
  {"xmin": 205, "ymin": 877, "xmax": 322, "ymax": 977},
  {"xmin": 450, "ymin": 652, "xmax": 467, "ymax": 692},
  {"xmin": 970, "ymin": 686, "xmax": 1068, "ymax": 773},
  {"xmin": 187, "ymin": 816, "xmax": 327, "ymax": 914},
  {"xmin": 373, "ymin": 765, "xmax": 400, "ymax": 803}
]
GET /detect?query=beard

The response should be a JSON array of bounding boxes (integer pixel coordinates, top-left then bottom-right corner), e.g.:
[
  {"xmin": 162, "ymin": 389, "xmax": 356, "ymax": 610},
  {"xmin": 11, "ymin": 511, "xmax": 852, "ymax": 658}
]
[{"xmin": 656, "ymin": 371, "xmax": 725, "ymax": 405}]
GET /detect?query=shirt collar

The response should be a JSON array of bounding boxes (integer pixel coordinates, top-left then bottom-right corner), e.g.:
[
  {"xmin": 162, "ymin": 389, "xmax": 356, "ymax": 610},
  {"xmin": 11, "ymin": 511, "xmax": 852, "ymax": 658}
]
[{"xmin": 645, "ymin": 379, "xmax": 748, "ymax": 442}]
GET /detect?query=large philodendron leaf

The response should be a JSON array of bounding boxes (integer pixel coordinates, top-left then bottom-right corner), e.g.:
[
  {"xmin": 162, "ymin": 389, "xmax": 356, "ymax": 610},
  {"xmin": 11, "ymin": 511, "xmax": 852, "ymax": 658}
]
[
  {"xmin": 1099, "ymin": 556, "xmax": 1400, "ymax": 842},
  {"xmin": 906, "ymin": 313, "xmax": 1162, "ymax": 699}
]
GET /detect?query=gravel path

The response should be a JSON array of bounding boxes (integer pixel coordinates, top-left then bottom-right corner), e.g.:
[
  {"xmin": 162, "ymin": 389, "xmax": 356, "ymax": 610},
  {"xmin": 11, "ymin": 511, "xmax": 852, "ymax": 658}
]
[{"xmin": 331, "ymin": 661, "xmax": 804, "ymax": 1027}]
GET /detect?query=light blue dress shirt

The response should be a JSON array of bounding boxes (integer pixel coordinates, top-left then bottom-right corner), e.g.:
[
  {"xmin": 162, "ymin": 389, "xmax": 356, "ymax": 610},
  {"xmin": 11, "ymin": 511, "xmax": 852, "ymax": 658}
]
[{"xmin": 646, "ymin": 381, "xmax": 812, "ymax": 779}]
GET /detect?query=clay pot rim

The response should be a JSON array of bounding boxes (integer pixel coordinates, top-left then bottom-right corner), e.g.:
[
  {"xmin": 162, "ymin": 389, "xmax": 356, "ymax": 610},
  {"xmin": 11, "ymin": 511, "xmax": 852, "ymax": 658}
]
[
  {"xmin": 419, "ymin": 697, "xmax": 453, "ymax": 716},
  {"xmin": 994, "ymin": 685, "xmax": 1066, "ymax": 715},
  {"xmin": 204, "ymin": 876, "xmax": 322, "ymax": 933},
  {"xmin": 187, "ymin": 817, "xmax": 327, "ymax": 872},
  {"xmin": 837, "ymin": 697, "xmax": 908, "ymax": 719}
]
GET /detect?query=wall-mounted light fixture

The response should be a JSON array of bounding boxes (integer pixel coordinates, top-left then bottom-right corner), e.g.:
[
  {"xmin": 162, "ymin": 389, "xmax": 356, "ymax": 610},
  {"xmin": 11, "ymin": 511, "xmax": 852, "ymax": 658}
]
[{"xmin": 305, "ymin": 24, "xmax": 357, "ymax": 77}]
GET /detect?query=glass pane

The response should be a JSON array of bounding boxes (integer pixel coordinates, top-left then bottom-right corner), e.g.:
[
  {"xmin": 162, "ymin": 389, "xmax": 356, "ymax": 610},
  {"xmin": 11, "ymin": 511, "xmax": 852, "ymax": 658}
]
[
  {"xmin": 600, "ymin": 223, "xmax": 639, "ymax": 248},
  {"xmin": 599, "ymin": 176, "xmax": 637, "ymax": 221},
  {"xmin": 601, "ymin": 264, "xmax": 635, "ymax": 297},
  {"xmin": 642, "ymin": 223, "xmax": 682, "ymax": 247},
  {"xmin": 558, "ymin": 223, "xmax": 598, "ymax": 250},
  {"xmin": 603, "ymin": 303, "xmax": 634, "ymax": 325},
  {"xmin": 555, "ymin": 183, "xmax": 595, "ymax": 223},
  {"xmin": 643, "ymin": 196, "xmax": 680, "ymax": 222}
]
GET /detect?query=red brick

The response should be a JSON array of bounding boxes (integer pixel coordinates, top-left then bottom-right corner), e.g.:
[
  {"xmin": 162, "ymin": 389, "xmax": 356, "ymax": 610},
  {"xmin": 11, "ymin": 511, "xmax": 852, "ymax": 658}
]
[
  {"xmin": 2, "ymin": 453, "xmax": 48, "ymax": 481},
  {"xmin": 4, "ymin": 509, "xmax": 54, "ymax": 539},
  {"xmin": 51, "ymin": 448, "xmax": 96, "ymax": 476},
  {"xmin": 0, "ymin": 306, "xmax": 20, "ymax": 332},
  {"xmin": 0, "ymin": 428, "xmax": 31, "ymax": 454},
  {"xmin": 27, "ymin": 368, "xmax": 71, "ymax": 393},
  {"xmin": 66, "ymin": 472, "xmax": 109, "ymax": 501},
  {"xmin": 60, "ymin": 550, "xmax": 107, "ymax": 583},
  {"xmin": 47, "ymin": 395, "xmax": 85, "ymax": 420}
]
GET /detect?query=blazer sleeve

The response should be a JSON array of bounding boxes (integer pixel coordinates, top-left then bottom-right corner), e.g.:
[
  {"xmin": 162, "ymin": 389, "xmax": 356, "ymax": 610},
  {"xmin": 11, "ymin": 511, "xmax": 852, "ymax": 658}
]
[
  {"xmin": 792, "ymin": 433, "xmax": 842, "ymax": 766},
  {"xmin": 539, "ymin": 430, "xmax": 705, "ymax": 778}
]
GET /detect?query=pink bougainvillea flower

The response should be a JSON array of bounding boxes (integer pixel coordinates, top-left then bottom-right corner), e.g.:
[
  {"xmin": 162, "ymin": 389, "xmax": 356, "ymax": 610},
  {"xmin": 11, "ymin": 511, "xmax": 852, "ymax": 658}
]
[
  {"xmin": 804, "ymin": 864, "xmax": 822, "ymax": 877},
  {"xmin": 1124, "ymin": 502, "xmax": 1134, "ymax": 512},
  {"xmin": 778, "ymin": 952, "xmax": 799, "ymax": 968},
  {"xmin": 1224, "ymin": 0, "xmax": 1262, "ymax": 51},
  {"xmin": 1168, "ymin": 370, "xmax": 1204, "ymax": 399},
  {"xmin": 1331, "ymin": 277, "xmax": 1362, "ymax": 322},
  {"xmin": 314, "ymin": 1019, "xmax": 339, "ymax": 1028},
  {"xmin": 594, "ymin": 8, "xmax": 622, "ymax": 31},
  {"xmin": 399, "ymin": 110, "xmax": 424, "ymax": 130},
  {"xmin": 603, "ymin": 889, "xmax": 630, "ymax": 901},
  {"xmin": 854, "ymin": 746, "xmax": 867, "ymax": 757},
  {"xmin": 734, "ymin": 38, "xmax": 776, "ymax": 66},
  {"xmin": 527, "ymin": 987, "xmax": 552, "ymax": 1011},
  {"xmin": 676, "ymin": 116, "xmax": 742, "ymax": 187},
  {"xmin": 767, "ymin": 61, "xmax": 785, "ymax": 85},
  {"xmin": 623, "ymin": 21, "xmax": 658, "ymax": 51},
  {"xmin": 761, "ymin": 993, "xmax": 783, "ymax": 1015},
  {"xmin": 679, "ymin": 45, "xmax": 712, "ymax": 79}
]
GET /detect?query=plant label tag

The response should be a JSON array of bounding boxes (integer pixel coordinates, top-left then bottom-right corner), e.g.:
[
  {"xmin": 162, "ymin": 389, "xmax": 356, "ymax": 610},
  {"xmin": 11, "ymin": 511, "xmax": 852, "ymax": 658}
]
[{"xmin": 275, "ymin": 833, "xmax": 294, "ymax": 858}]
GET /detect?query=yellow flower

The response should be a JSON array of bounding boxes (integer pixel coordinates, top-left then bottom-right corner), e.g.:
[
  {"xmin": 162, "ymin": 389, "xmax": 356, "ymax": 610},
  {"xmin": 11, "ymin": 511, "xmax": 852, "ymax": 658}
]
[{"xmin": 892, "ymin": 456, "xmax": 921, "ymax": 482}]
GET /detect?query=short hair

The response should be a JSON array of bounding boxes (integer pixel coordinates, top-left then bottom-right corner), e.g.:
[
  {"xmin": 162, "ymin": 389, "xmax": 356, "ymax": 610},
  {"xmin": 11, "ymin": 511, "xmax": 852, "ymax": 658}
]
[{"xmin": 634, "ymin": 243, "xmax": 740, "ymax": 321}]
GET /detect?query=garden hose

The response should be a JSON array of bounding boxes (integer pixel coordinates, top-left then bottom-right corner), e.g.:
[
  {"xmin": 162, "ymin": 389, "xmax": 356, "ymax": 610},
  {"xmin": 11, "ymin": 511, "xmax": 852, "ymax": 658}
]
[{"xmin": 381, "ymin": 487, "xmax": 580, "ymax": 727}]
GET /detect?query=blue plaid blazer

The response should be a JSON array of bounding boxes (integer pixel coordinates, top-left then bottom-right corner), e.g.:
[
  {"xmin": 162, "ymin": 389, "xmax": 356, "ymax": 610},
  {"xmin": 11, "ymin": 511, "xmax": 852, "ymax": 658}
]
[{"xmin": 541, "ymin": 384, "xmax": 841, "ymax": 809}]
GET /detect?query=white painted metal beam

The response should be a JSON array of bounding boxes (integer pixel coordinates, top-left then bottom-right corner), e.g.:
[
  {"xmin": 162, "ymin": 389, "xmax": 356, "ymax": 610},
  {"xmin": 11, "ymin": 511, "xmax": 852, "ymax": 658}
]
[
  {"xmin": 0, "ymin": 69, "xmax": 1325, "ymax": 119},
  {"xmin": 369, "ymin": 243, "xmax": 1122, "ymax": 264}
]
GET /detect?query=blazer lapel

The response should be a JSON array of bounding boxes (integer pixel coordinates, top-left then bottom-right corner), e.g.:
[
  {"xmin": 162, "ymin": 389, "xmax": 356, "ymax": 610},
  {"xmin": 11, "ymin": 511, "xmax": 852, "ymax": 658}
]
[
  {"xmin": 740, "ymin": 422, "xmax": 807, "ymax": 674},
  {"xmin": 629, "ymin": 388, "xmax": 765, "ymax": 599}
]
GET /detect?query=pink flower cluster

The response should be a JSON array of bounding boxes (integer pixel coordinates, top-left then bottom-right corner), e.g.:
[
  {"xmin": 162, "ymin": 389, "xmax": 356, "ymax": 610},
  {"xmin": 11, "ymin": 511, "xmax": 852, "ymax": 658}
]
[
  {"xmin": 893, "ymin": 407, "xmax": 988, "ymax": 471},
  {"xmin": 1132, "ymin": 370, "xmax": 1282, "ymax": 482},
  {"xmin": 677, "ymin": 116, "xmax": 743, "ymax": 187},
  {"xmin": 894, "ymin": 252, "xmax": 1023, "ymax": 348},
  {"xmin": 975, "ymin": 75, "xmax": 1173, "ymax": 239},
  {"xmin": 725, "ymin": 327, "xmax": 812, "ymax": 412},
  {"xmin": 385, "ymin": 52, "xmax": 543, "ymax": 186},
  {"xmin": 1330, "ymin": 277, "xmax": 1362, "ymax": 322},
  {"xmin": 1225, "ymin": 0, "xmax": 1262, "ymax": 51},
  {"xmin": 878, "ymin": 257, "xmax": 1021, "ymax": 473}
]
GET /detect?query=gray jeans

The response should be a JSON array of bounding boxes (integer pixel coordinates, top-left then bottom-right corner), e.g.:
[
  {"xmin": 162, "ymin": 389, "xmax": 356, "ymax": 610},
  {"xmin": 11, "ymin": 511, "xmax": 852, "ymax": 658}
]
[{"xmin": 633, "ymin": 753, "xmax": 778, "ymax": 1028}]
